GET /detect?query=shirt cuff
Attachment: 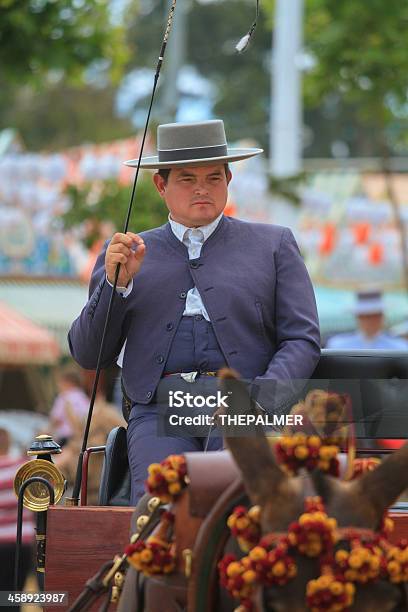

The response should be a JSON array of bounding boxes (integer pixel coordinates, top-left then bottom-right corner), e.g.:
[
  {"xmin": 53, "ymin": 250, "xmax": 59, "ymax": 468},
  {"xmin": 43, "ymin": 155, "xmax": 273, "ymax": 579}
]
[{"xmin": 106, "ymin": 275, "xmax": 133, "ymax": 298}]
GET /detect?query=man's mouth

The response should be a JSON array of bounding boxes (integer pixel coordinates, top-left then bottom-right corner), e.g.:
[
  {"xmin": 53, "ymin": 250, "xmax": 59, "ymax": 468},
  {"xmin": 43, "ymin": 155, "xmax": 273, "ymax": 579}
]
[{"xmin": 191, "ymin": 201, "xmax": 213, "ymax": 206}]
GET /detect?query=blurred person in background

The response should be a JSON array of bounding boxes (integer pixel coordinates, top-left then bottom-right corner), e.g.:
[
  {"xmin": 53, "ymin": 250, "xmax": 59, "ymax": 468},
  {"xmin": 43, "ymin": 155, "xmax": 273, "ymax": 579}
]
[
  {"xmin": 0, "ymin": 428, "xmax": 35, "ymax": 609},
  {"xmin": 49, "ymin": 364, "xmax": 90, "ymax": 447},
  {"xmin": 326, "ymin": 289, "xmax": 408, "ymax": 350},
  {"xmin": 54, "ymin": 393, "xmax": 125, "ymax": 504}
]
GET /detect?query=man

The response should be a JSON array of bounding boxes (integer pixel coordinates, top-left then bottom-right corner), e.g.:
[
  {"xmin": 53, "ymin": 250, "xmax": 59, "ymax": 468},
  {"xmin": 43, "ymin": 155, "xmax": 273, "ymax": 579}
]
[
  {"xmin": 326, "ymin": 289, "xmax": 408, "ymax": 350},
  {"xmin": 69, "ymin": 120, "xmax": 320, "ymax": 504}
]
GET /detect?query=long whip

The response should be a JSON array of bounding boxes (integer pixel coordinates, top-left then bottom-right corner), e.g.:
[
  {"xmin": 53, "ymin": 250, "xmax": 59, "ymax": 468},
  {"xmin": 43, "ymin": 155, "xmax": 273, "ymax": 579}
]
[
  {"xmin": 68, "ymin": 0, "xmax": 178, "ymax": 505},
  {"xmin": 68, "ymin": 0, "xmax": 261, "ymax": 504}
]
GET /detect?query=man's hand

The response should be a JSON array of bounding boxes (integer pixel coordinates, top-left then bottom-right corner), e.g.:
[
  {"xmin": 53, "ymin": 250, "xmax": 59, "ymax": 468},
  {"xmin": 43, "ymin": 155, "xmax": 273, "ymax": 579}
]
[{"xmin": 105, "ymin": 232, "xmax": 146, "ymax": 287}]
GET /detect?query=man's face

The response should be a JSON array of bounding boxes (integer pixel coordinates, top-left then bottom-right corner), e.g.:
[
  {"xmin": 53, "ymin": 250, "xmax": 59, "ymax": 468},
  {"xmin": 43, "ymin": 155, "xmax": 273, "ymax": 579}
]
[
  {"xmin": 357, "ymin": 312, "xmax": 384, "ymax": 338},
  {"xmin": 153, "ymin": 164, "xmax": 232, "ymax": 227}
]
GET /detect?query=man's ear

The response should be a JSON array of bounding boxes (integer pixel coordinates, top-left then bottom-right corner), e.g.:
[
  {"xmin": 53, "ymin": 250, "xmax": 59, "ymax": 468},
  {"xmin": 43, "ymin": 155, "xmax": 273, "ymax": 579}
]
[
  {"xmin": 226, "ymin": 168, "xmax": 232, "ymax": 185},
  {"xmin": 153, "ymin": 172, "xmax": 166, "ymax": 197}
]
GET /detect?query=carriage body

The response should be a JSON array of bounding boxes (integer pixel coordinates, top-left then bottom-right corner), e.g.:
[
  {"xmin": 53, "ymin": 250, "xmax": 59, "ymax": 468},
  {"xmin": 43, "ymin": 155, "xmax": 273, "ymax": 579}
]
[{"xmin": 44, "ymin": 350, "xmax": 408, "ymax": 610}]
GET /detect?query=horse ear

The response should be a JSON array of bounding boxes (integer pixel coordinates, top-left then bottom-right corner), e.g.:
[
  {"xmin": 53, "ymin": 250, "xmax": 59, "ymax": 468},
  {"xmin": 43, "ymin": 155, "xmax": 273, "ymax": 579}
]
[
  {"xmin": 218, "ymin": 369, "xmax": 287, "ymax": 507},
  {"xmin": 312, "ymin": 445, "xmax": 408, "ymax": 529},
  {"xmin": 355, "ymin": 442, "xmax": 408, "ymax": 523}
]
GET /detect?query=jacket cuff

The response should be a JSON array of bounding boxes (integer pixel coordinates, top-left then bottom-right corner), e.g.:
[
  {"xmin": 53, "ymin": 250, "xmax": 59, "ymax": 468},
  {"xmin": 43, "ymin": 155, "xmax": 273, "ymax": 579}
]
[{"xmin": 106, "ymin": 275, "xmax": 133, "ymax": 298}]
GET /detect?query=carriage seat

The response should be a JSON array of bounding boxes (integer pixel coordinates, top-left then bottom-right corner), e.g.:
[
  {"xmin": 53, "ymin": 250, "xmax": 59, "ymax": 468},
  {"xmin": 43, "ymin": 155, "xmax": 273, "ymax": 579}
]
[
  {"xmin": 97, "ymin": 349, "xmax": 408, "ymax": 506},
  {"xmin": 98, "ymin": 426, "xmax": 130, "ymax": 506}
]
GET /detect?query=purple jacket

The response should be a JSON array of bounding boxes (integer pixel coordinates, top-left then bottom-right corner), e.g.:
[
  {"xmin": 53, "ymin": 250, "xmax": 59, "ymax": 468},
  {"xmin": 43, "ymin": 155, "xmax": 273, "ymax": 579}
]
[{"xmin": 68, "ymin": 216, "xmax": 320, "ymax": 405}]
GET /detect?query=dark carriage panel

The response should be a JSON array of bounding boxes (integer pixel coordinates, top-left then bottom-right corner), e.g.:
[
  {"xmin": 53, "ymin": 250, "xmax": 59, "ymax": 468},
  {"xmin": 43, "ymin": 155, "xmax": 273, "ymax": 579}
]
[{"xmin": 308, "ymin": 349, "xmax": 408, "ymax": 439}]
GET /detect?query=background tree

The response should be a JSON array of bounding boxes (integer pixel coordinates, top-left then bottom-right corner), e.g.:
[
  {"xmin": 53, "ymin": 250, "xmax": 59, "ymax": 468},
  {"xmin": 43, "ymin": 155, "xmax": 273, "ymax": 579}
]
[
  {"xmin": 0, "ymin": 0, "xmax": 131, "ymax": 150},
  {"xmin": 0, "ymin": 83, "xmax": 133, "ymax": 150},
  {"xmin": 303, "ymin": 0, "xmax": 408, "ymax": 289},
  {"xmin": 0, "ymin": 0, "xmax": 127, "ymax": 83},
  {"xmin": 62, "ymin": 175, "xmax": 168, "ymax": 246}
]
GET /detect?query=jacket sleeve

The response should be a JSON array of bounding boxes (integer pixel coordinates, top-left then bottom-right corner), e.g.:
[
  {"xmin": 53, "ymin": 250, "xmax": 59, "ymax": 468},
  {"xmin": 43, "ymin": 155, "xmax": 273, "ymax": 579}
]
[
  {"xmin": 252, "ymin": 228, "xmax": 321, "ymax": 413},
  {"xmin": 68, "ymin": 241, "xmax": 131, "ymax": 370}
]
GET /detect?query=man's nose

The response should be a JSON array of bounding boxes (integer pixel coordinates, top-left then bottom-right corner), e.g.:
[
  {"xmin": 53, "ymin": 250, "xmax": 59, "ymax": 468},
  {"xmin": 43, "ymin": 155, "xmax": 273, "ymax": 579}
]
[{"xmin": 194, "ymin": 180, "xmax": 209, "ymax": 194}]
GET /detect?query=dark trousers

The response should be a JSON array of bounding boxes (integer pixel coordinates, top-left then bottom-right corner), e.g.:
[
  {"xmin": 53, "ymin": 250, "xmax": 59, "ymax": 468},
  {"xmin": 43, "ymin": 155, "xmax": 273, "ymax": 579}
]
[{"xmin": 127, "ymin": 316, "xmax": 225, "ymax": 505}]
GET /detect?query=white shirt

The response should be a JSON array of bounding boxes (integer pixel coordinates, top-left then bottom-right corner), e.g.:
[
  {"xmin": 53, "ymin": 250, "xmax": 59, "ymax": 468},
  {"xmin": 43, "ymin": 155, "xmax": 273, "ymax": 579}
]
[
  {"xmin": 113, "ymin": 213, "xmax": 223, "ymax": 366},
  {"xmin": 168, "ymin": 213, "xmax": 223, "ymax": 321}
]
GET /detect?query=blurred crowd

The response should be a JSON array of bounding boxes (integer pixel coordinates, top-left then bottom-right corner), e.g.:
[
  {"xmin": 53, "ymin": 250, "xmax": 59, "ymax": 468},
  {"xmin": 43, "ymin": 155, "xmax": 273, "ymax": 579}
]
[{"xmin": 0, "ymin": 363, "xmax": 125, "ymax": 602}]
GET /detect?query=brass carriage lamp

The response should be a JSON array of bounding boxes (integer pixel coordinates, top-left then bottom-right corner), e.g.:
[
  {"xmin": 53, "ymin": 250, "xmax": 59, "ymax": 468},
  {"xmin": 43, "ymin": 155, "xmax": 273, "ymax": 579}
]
[
  {"xmin": 13, "ymin": 434, "xmax": 66, "ymax": 590},
  {"xmin": 14, "ymin": 434, "xmax": 66, "ymax": 512}
]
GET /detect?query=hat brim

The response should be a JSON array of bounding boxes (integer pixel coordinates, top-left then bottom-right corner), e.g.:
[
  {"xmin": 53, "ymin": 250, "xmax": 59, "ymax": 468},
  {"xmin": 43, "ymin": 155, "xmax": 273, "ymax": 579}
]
[
  {"xmin": 351, "ymin": 301, "xmax": 385, "ymax": 315},
  {"xmin": 124, "ymin": 147, "xmax": 263, "ymax": 169}
]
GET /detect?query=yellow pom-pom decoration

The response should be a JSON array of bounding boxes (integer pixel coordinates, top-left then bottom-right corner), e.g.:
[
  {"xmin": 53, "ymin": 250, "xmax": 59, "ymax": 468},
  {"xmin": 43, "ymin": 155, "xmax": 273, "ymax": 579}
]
[
  {"xmin": 329, "ymin": 581, "xmax": 344, "ymax": 596},
  {"xmin": 226, "ymin": 562, "xmax": 242, "ymax": 578},
  {"xmin": 140, "ymin": 548, "xmax": 153, "ymax": 563},
  {"xmin": 164, "ymin": 469, "xmax": 178, "ymax": 482},
  {"xmin": 272, "ymin": 561, "xmax": 286, "ymax": 577},
  {"xmin": 168, "ymin": 482, "xmax": 181, "ymax": 495},
  {"xmin": 145, "ymin": 454, "xmax": 187, "ymax": 503},
  {"xmin": 249, "ymin": 546, "xmax": 267, "ymax": 561},
  {"xmin": 242, "ymin": 569, "xmax": 257, "ymax": 584},
  {"xmin": 294, "ymin": 445, "xmax": 309, "ymax": 459},
  {"xmin": 227, "ymin": 505, "xmax": 261, "ymax": 552}
]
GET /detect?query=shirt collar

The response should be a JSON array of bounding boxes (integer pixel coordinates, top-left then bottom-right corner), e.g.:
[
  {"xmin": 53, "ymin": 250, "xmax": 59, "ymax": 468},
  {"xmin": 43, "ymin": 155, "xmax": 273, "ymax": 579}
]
[{"xmin": 168, "ymin": 213, "xmax": 223, "ymax": 244}]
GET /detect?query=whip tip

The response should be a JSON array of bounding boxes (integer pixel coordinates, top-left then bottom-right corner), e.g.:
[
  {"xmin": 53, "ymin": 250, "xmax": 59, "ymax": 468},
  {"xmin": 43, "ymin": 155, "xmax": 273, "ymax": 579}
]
[{"xmin": 235, "ymin": 33, "xmax": 251, "ymax": 53}]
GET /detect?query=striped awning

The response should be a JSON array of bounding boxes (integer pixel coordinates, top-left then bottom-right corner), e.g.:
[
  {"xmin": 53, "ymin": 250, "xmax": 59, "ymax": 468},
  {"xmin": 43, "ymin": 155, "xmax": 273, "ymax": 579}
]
[
  {"xmin": 0, "ymin": 301, "xmax": 60, "ymax": 364},
  {"xmin": 0, "ymin": 279, "xmax": 88, "ymax": 354}
]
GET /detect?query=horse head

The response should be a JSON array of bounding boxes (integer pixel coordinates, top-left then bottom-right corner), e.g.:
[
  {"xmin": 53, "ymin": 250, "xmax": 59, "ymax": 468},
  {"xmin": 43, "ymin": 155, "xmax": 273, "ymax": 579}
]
[{"xmin": 219, "ymin": 369, "xmax": 408, "ymax": 612}]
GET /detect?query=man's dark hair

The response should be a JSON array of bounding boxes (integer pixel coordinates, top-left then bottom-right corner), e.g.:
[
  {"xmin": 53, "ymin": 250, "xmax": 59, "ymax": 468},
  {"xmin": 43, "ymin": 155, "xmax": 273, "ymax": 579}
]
[{"xmin": 157, "ymin": 163, "xmax": 230, "ymax": 184}]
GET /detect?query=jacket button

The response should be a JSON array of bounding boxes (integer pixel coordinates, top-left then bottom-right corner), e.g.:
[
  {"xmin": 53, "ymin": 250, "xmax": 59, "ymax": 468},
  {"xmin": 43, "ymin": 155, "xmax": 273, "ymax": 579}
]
[
  {"xmin": 156, "ymin": 355, "xmax": 164, "ymax": 364},
  {"xmin": 190, "ymin": 261, "xmax": 199, "ymax": 269},
  {"xmin": 166, "ymin": 323, "xmax": 174, "ymax": 331},
  {"xmin": 179, "ymin": 292, "xmax": 187, "ymax": 299},
  {"xmin": 146, "ymin": 391, "xmax": 152, "ymax": 399}
]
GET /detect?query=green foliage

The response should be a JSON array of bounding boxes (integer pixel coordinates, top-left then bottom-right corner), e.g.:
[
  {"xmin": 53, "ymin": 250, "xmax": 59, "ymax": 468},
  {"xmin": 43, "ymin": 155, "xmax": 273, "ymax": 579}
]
[
  {"xmin": 62, "ymin": 173, "xmax": 168, "ymax": 247},
  {"xmin": 3, "ymin": 0, "xmax": 408, "ymax": 159},
  {"xmin": 0, "ymin": 84, "xmax": 133, "ymax": 150},
  {"xmin": 0, "ymin": 0, "xmax": 131, "ymax": 150},
  {"xmin": 0, "ymin": 0, "xmax": 128, "ymax": 84},
  {"xmin": 304, "ymin": 0, "xmax": 408, "ymax": 148}
]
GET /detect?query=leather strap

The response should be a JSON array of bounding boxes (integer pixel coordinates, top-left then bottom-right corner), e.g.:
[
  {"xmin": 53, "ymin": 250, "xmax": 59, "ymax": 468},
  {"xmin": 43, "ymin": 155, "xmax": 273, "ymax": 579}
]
[{"xmin": 184, "ymin": 451, "xmax": 240, "ymax": 517}]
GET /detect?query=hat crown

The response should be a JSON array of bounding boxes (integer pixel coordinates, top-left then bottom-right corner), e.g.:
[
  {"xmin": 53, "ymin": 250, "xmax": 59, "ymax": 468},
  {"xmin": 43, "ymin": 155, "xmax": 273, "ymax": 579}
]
[
  {"xmin": 157, "ymin": 120, "xmax": 227, "ymax": 152},
  {"xmin": 356, "ymin": 290, "xmax": 382, "ymax": 302}
]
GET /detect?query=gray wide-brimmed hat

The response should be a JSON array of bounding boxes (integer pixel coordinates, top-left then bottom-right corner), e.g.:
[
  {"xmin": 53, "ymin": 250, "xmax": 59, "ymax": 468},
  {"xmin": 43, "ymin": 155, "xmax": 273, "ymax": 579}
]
[
  {"xmin": 124, "ymin": 119, "xmax": 263, "ymax": 169},
  {"xmin": 351, "ymin": 289, "xmax": 385, "ymax": 315}
]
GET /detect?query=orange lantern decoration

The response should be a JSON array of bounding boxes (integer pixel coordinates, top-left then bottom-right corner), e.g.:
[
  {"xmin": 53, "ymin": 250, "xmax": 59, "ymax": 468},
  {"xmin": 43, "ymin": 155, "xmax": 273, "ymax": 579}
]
[
  {"xmin": 318, "ymin": 223, "xmax": 336, "ymax": 256},
  {"xmin": 224, "ymin": 202, "xmax": 237, "ymax": 217},
  {"xmin": 352, "ymin": 222, "xmax": 371, "ymax": 245},
  {"xmin": 368, "ymin": 243, "xmax": 384, "ymax": 266}
]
